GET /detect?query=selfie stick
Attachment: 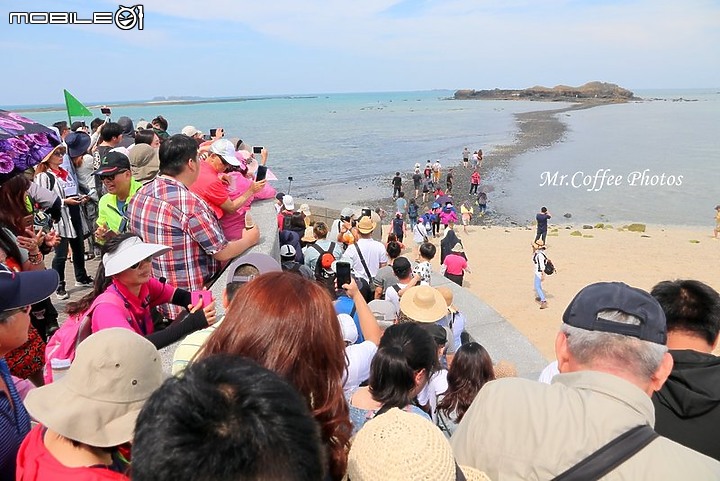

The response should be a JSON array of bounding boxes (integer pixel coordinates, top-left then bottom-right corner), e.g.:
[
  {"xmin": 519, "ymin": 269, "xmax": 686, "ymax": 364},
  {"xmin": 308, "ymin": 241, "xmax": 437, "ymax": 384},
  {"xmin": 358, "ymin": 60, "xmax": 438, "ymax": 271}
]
[{"xmin": 287, "ymin": 176, "xmax": 293, "ymax": 195}]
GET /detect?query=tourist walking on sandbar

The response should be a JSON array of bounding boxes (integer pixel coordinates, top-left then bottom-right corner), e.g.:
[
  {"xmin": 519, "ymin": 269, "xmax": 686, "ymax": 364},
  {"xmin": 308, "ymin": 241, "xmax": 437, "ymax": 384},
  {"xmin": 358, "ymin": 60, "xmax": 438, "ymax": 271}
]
[
  {"xmin": 713, "ymin": 204, "xmax": 720, "ymax": 239},
  {"xmin": 391, "ymin": 172, "xmax": 402, "ymax": 200},
  {"xmin": 532, "ymin": 240, "xmax": 548, "ymax": 309},
  {"xmin": 462, "ymin": 147, "xmax": 470, "ymax": 168},
  {"xmin": 535, "ymin": 206, "xmax": 551, "ymax": 244},
  {"xmin": 469, "ymin": 170, "xmax": 480, "ymax": 195}
]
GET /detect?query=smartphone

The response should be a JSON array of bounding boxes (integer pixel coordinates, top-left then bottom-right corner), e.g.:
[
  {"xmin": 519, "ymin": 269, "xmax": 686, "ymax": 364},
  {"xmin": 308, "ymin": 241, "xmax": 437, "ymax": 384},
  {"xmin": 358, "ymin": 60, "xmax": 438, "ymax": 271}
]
[
  {"xmin": 191, "ymin": 290, "xmax": 214, "ymax": 308},
  {"xmin": 209, "ymin": 128, "xmax": 217, "ymax": 137},
  {"xmin": 335, "ymin": 261, "xmax": 352, "ymax": 287},
  {"xmin": 202, "ymin": 134, "xmax": 212, "ymax": 141},
  {"xmin": 100, "ymin": 107, "xmax": 111, "ymax": 115},
  {"xmin": 255, "ymin": 165, "xmax": 267, "ymax": 182},
  {"xmin": 253, "ymin": 146, "xmax": 263, "ymax": 154},
  {"xmin": 361, "ymin": 208, "xmax": 372, "ymax": 218}
]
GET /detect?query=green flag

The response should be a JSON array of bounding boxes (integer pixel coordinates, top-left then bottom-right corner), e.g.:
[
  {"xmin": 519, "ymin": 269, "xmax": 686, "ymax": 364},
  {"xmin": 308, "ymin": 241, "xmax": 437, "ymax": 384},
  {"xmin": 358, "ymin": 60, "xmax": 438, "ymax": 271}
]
[{"xmin": 63, "ymin": 89, "xmax": 93, "ymax": 120}]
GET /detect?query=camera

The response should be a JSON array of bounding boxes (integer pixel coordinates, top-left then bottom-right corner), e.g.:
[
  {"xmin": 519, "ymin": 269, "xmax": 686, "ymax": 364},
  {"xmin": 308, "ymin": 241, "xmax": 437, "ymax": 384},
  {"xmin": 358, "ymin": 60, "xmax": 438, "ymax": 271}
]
[
  {"xmin": 209, "ymin": 129, "xmax": 217, "ymax": 137},
  {"xmin": 253, "ymin": 146, "xmax": 263, "ymax": 154}
]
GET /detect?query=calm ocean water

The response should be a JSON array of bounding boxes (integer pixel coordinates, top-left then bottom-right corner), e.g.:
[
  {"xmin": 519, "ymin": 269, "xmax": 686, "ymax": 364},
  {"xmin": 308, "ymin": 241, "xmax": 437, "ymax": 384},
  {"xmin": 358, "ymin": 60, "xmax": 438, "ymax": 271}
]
[{"xmin": 17, "ymin": 88, "xmax": 719, "ymax": 226}]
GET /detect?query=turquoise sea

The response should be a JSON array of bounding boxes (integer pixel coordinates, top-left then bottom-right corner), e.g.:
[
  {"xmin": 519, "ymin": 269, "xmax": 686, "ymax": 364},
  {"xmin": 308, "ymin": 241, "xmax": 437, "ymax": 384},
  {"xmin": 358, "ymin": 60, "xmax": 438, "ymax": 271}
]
[{"xmin": 15, "ymin": 88, "xmax": 719, "ymax": 227}]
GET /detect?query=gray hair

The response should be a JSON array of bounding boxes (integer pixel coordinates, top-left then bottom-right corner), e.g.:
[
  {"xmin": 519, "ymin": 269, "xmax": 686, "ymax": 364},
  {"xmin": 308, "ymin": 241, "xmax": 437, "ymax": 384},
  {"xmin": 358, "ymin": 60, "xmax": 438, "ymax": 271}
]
[{"xmin": 561, "ymin": 309, "xmax": 667, "ymax": 380}]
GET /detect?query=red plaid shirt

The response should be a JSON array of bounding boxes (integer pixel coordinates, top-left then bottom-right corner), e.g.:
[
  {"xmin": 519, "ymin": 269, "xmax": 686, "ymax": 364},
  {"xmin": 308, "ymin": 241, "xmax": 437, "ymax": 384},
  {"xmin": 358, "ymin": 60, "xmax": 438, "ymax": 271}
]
[{"xmin": 127, "ymin": 176, "xmax": 228, "ymax": 319}]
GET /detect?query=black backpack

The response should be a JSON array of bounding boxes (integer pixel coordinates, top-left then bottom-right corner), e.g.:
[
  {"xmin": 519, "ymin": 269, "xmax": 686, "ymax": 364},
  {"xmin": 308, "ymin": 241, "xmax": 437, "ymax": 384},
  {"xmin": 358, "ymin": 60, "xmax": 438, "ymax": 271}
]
[
  {"xmin": 544, "ymin": 258, "xmax": 556, "ymax": 275},
  {"xmin": 311, "ymin": 242, "xmax": 338, "ymax": 296}
]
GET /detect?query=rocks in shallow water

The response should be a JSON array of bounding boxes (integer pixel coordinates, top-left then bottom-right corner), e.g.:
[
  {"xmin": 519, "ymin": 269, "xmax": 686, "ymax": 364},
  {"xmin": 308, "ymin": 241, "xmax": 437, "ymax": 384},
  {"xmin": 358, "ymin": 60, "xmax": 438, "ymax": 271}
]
[
  {"xmin": 583, "ymin": 225, "xmax": 593, "ymax": 229},
  {"xmin": 625, "ymin": 223, "xmax": 646, "ymax": 233},
  {"xmin": 570, "ymin": 231, "xmax": 582, "ymax": 236},
  {"xmin": 563, "ymin": 213, "xmax": 572, "ymax": 218},
  {"xmin": 689, "ymin": 239, "xmax": 700, "ymax": 244}
]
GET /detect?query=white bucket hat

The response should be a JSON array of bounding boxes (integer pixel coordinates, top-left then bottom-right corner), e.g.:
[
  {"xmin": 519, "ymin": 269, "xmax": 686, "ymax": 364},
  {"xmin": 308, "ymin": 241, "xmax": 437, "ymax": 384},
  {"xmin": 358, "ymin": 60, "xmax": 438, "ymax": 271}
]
[{"xmin": 103, "ymin": 236, "xmax": 172, "ymax": 276}]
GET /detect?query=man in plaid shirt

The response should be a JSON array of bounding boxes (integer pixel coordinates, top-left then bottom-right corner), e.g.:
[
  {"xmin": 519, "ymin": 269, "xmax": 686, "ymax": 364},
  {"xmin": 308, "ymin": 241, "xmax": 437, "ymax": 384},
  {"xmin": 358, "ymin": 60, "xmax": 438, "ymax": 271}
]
[{"xmin": 128, "ymin": 134, "xmax": 259, "ymax": 319}]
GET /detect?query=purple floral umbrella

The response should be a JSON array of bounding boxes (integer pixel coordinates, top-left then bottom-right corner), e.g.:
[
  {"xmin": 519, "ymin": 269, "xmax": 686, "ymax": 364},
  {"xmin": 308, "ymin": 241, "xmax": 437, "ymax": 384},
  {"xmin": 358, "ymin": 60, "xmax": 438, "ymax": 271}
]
[{"xmin": 0, "ymin": 110, "xmax": 61, "ymax": 175}]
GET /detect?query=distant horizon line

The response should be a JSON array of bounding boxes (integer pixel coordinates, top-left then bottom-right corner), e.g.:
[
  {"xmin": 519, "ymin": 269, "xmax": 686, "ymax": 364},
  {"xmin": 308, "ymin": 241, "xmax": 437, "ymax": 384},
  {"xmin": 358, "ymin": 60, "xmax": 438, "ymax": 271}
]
[{"xmin": 4, "ymin": 86, "xmax": 717, "ymax": 113}]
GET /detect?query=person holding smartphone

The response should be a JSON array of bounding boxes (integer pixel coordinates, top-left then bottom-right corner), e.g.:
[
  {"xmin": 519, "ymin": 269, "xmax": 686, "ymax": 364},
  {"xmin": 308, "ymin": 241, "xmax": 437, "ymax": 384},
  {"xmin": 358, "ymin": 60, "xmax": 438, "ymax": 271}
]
[
  {"xmin": 64, "ymin": 233, "xmax": 216, "ymax": 349},
  {"xmin": 34, "ymin": 145, "xmax": 94, "ymax": 300}
]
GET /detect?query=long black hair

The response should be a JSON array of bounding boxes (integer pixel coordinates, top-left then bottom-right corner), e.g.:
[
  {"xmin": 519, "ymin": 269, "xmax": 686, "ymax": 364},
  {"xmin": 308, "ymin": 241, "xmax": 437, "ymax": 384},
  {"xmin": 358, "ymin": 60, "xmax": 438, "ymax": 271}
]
[
  {"xmin": 66, "ymin": 232, "xmax": 140, "ymax": 316},
  {"xmin": 368, "ymin": 323, "xmax": 437, "ymax": 410}
]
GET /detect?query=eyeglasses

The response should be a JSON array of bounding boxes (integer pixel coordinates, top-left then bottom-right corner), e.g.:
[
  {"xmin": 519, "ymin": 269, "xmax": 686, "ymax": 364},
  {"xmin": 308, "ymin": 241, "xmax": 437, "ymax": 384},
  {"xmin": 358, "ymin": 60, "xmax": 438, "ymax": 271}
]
[
  {"xmin": 129, "ymin": 256, "xmax": 153, "ymax": 269},
  {"xmin": 99, "ymin": 170, "xmax": 128, "ymax": 181},
  {"xmin": 52, "ymin": 152, "xmax": 64, "ymax": 158},
  {"xmin": 0, "ymin": 305, "xmax": 31, "ymax": 322}
]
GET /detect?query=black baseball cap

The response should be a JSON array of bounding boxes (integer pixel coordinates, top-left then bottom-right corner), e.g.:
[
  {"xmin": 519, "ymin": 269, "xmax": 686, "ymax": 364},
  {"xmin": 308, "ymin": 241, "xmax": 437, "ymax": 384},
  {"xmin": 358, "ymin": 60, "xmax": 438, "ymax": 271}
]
[
  {"xmin": 93, "ymin": 151, "xmax": 131, "ymax": 176},
  {"xmin": 0, "ymin": 269, "xmax": 59, "ymax": 311},
  {"xmin": 562, "ymin": 282, "xmax": 667, "ymax": 345}
]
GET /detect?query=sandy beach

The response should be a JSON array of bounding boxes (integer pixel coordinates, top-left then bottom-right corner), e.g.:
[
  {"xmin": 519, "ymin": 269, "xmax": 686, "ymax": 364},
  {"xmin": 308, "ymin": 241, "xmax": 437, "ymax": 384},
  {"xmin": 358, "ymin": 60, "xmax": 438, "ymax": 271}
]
[{"xmin": 412, "ymin": 222, "xmax": 720, "ymax": 360}]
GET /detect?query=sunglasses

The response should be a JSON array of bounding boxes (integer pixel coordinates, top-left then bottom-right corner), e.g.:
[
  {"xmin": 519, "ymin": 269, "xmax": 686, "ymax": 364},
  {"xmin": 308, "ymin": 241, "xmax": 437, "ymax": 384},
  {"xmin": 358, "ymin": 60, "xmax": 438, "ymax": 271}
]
[
  {"xmin": 99, "ymin": 170, "xmax": 128, "ymax": 181},
  {"xmin": 129, "ymin": 256, "xmax": 153, "ymax": 269}
]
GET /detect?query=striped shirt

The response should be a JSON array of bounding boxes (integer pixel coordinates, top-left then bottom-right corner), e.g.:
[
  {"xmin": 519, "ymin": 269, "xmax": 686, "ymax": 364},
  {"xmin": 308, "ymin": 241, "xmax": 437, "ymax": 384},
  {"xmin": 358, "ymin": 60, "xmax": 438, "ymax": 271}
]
[
  {"xmin": 127, "ymin": 176, "xmax": 228, "ymax": 319},
  {"xmin": 0, "ymin": 359, "xmax": 30, "ymax": 481}
]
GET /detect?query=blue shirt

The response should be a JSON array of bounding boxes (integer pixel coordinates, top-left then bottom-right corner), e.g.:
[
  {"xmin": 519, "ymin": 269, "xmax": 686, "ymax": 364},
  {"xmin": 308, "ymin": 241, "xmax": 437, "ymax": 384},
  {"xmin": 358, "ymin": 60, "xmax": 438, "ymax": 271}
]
[
  {"xmin": 0, "ymin": 359, "xmax": 31, "ymax": 481},
  {"xmin": 334, "ymin": 295, "xmax": 365, "ymax": 344}
]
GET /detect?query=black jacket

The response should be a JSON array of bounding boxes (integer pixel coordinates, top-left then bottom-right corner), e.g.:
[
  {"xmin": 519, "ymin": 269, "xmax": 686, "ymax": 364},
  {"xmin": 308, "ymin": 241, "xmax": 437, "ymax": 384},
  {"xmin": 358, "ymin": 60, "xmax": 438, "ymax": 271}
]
[{"xmin": 652, "ymin": 349, "xmax": 720, "ymax": 461}]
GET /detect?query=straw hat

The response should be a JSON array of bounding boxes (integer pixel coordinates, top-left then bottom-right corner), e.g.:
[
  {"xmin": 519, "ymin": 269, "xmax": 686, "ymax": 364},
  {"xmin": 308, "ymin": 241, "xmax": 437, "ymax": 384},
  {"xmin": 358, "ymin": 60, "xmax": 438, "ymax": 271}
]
[
  {"xmin": 357, "ymin": 216, "xmax": 376, "ymax": 234},
  {"xmin": 299, "ymin": 203, "xmax": 312, "ymax": 217},
  {"xmin": 301, "ymin": 226, "xmax": 316, "ymax": 243},
  {"xmin": 399, "ymin": 285, "xmax": 448, "ymax": 323},
  {"xmin": 24, "ymin": 328, "xmax": 164, "ymax": 447},
  {"xmin": 347, "ymin": 408, "xmax": 491, "ymax": 481},
  {"xmin": 532, "ymin": 239, "xmax": 545, "ymax": 249},
  {"xmin": 435, "ymin": 286, "xmax": 457, "ymax": 314}
]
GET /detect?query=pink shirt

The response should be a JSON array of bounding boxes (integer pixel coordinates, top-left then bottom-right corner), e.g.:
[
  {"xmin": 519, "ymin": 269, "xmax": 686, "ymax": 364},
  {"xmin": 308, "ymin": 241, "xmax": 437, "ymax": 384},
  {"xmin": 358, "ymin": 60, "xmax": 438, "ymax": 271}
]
[
  {"xmin": 91, "ymin": 278, "xmax": 175, "ymax": 336},
  {"xmin": 443, "ymin": 253, "xmax": 468, "ymax": 276}
]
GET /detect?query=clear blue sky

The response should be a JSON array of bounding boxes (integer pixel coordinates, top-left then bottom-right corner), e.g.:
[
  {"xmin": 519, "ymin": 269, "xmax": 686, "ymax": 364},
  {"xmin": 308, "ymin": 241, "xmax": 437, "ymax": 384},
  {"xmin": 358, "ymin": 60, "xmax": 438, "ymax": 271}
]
[{"xmin": 1, "ymin": 0, "xmax": 718, "ymax": 106}]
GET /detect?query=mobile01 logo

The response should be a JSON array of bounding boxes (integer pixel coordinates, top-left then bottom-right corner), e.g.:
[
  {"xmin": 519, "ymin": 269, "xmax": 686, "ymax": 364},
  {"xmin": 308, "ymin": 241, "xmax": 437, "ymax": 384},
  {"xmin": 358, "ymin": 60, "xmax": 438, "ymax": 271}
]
[{"xmin": 8, "ymin": 5, "xmax": 144, "ymax": 30}]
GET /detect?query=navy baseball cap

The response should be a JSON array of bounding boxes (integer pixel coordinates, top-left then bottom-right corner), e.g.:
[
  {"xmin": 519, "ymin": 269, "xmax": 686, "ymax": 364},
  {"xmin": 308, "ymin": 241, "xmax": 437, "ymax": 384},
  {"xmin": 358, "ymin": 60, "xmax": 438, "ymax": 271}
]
[
  {"xmin": 0, "ymin": 269, "xmax": 59, "ymax": 311},
  {"xmin": 562, "ymin": 282, "xmax": 667, "ymax": 345}
]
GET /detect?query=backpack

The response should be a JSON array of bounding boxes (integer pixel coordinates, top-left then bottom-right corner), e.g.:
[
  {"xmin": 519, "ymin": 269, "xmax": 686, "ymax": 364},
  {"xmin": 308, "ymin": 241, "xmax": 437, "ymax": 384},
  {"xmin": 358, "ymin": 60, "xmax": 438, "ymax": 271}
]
[
  {"xmin": 312, "ymin": 242, "xmax": 338, "ymax": 295},
  {"xmin": 392, "ymin": 217, "xmax": 403, "ymax": 235},
  {"xmin": 544, "ymin": 258, "xmax": 556, "ymax": 275},
  {"xmin": 43, "ymin": 291, "xmax": 128, "ymax": 383},
  {"xmin": 408, "ymin": 203, "xmax": 418, "ymax": 218},
  {"xmin": 534, "ymin": 252, "xmax": 556, "ymax": 276}
]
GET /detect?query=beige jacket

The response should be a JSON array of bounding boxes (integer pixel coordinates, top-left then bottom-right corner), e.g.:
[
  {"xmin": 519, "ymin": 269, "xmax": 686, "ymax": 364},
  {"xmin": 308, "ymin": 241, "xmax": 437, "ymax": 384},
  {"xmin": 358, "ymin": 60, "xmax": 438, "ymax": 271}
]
[{"xmin": 451, "ymin": 371, "xmax": 720, "ymax": 481}]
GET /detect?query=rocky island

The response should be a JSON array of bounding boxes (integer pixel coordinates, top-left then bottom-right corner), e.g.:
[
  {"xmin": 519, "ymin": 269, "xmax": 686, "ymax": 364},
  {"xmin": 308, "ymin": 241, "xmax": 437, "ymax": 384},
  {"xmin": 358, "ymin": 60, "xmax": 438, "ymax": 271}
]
[{"xmin": 454, "ymin": 81, "xmax": 635, "ymax": 103}]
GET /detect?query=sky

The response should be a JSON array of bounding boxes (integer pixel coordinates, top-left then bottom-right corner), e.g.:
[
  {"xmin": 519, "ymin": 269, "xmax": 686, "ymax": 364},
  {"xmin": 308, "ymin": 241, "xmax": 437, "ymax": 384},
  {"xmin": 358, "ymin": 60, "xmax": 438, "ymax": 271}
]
[{"xmin": 1, "ymin": 0, "xmax": 719, "ymax": 106}]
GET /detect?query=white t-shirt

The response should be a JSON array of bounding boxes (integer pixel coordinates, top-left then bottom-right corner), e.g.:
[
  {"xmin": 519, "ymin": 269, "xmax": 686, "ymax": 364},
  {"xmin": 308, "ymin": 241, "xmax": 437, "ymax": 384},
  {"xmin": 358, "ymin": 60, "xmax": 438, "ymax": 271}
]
[
  {"xmin": 438, "ymin": 310, "xmax": 466, "ymax": 353},
  {"xmin": 538, "ymin": 360, "xmax": 560, "ymax": 384},
  {"xmin": 533, "ymin": 250, "xmax": 547, "ymax": 278},
  {"xmin": 385, "ymin": 281, "xmax": 409, "ymax": 315},
  {"xmin": 343, "ymin": 341, "xmax": 378, "ymax": 395},
  {"xmin": 343, "ymin": 238, "xmax": 388, "ymax": 281},
  {"xmin": 417, "ymin": 369, "xmax": 449, "ymax": 422},
  {"xmin": 413, "ymin": 222, "xmax": 428, "ymax": 243}
]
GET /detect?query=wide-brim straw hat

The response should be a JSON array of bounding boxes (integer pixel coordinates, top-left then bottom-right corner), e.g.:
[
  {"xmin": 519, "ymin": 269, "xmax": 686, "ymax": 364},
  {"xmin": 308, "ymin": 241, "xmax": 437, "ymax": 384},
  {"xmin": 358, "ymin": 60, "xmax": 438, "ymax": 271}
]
[
  {"xmin": 357, "ymin": 216, "xmax": 376, "ymax": 234},
  {"xmin": 24, "ymin": 328, "xmax": 164, "ymax": 447},
  {"xmin": 532, "ymin": 239, "xmax": 545, "ymax": 249},
  {"xmin": 346, "ymin": 408, "xmax": 491, "ymax": 481},
  {"xmin": 399, "ymin": 285, "xmax": 448, "ymax": 323}
]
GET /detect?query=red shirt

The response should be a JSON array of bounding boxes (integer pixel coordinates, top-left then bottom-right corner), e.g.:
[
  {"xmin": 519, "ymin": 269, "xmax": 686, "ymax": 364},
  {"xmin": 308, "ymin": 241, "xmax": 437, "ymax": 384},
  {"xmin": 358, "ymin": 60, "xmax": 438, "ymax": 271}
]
[
  {"xmin": 16, "ymin": 425, "xmax": 128, "ymax": 481},
  {"xmin": 190, "ymin": 161, "xmax": 229, "ymax": 219}
]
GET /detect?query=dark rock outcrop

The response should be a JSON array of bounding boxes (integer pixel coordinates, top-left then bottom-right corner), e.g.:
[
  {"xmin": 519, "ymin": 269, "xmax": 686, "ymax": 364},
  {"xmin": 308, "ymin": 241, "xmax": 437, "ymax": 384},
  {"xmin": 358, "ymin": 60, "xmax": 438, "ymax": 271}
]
[{"xmin": 454, "ymin": 82, "xmax": 635, "ymax": 102}]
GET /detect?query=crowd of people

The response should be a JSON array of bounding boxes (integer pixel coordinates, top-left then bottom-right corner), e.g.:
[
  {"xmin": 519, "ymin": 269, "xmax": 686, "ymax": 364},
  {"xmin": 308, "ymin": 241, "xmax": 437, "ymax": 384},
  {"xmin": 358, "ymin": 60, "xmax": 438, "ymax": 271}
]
[{"xmin": 2, "ymin": 116, "xmax": 720, "ymax": 481}]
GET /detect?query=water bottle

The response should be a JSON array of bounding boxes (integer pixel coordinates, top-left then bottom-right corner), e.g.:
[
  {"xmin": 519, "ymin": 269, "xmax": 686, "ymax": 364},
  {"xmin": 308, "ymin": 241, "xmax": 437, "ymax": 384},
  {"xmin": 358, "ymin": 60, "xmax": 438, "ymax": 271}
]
[{"xmin": 50, "ymin": 358, "xmax": 71, "ymax": 381}]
